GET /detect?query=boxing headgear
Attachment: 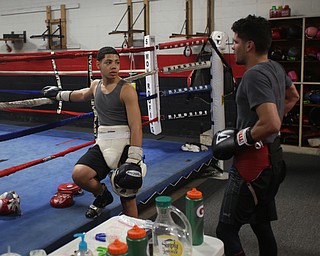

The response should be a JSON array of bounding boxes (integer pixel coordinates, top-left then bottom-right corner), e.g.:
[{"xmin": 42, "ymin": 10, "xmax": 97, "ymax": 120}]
[
  {"xmin": 309, "ymin": 91, "xmax": 320, "ymax": 104},
  {"xmin": 272, "ymin": 28, "xmax": 281, "ymax": 40},
  {"xmin": 305, "ymin": 46, "xmax": 319, "ymax": 60},
  {"xmin": 0, "ymin": 191, "xmax": 21, "ymax": 215},
  {"xmin": 210, "ymin": 31, "xmax": 229, "ymax": 51},
  {"xmin": 270, "ymin": 47, "xmax": 286, "ymax": 61},
  {"xmin": 305, "ymin": 26, "xmax": 318, "ymax": 39},
  {"xmin": 110, "ymin": 163, "xmax": 143, "ymax": 197}
]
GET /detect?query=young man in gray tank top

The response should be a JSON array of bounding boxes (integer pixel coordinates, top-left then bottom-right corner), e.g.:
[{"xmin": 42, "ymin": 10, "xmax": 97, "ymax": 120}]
[{"xmin": 42, "ymin": 47, "xmax": 145, "ymax": 218}]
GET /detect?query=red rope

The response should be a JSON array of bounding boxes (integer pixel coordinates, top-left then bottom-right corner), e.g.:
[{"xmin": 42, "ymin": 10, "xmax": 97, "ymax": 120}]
[
  {"xmin": 0, "ymin": 115, "xmax": 158, "ymax": 177},
  {"xmin": 158, "ymin": 37, "xmax": 208, "ymax": 50},
  {"xmin": 142, "ymin": 117, "xmax": 158, "ymax": 126},
  {"xmin": 3, "ymin": 108, "xmax": 86, "ymax": 116},
  {"xmin": 0, "ymin": 140, "xmax": 95, "ymax": 178},
  {"xmin": 0, "ymin": 46, "xmax": 155, "ymax": 63}
]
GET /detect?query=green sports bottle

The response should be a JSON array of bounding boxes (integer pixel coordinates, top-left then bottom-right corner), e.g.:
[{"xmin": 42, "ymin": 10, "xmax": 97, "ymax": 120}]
[
  {"xmin": 126, "ymin": 225, "xmax": 148, "ymax": 256},
  {"xmin": 186, "ymin": 188, "xmax": 204, "ymax": 245}
]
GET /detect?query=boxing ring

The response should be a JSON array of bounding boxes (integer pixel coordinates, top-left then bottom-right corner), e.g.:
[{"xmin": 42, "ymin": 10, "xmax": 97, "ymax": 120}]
[{"xmin": 0, "ymin": 35, "xmax": 229, "ymax": 255}]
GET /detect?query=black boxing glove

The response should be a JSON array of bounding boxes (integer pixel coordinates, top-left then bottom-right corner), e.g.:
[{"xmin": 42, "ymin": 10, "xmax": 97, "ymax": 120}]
[
  {"xmin": 212, "ymin": 128, "xmax": 263, "ymax": 160},
  {"xmin": 109, "ymin": 162, "xmax": 143, "ymax": 198},
  {"xmin": 42, "ymin": 85, "xmax": 72, "ymax": 101}
]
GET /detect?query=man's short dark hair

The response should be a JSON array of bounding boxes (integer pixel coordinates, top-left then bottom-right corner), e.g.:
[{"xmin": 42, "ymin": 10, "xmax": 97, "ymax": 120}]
[
  {"xmin": 97, "ymin": 46, "xmax": 120, "ymax": 61},
  {"xmin": 231, "ymin": 15, "xmax": 272, "ymax": 55}
]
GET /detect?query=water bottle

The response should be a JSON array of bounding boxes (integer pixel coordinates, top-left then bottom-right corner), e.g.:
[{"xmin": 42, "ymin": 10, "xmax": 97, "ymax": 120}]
[
  {"xmin": 185, "ymin": 188, "xmax": 204, "ymax": 245},
  {"xmin": 106, "ymin": 239, "xmax": 128, "ymax": 256},
  {"xmin": 152, "ymin": 196, "xmax": 192, "ymax": 256},
  {"xmin": 126, "ymin": 225, "xmax": 148, "ymax": 256}
]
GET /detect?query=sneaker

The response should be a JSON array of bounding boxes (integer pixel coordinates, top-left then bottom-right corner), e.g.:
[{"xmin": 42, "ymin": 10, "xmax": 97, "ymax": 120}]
[{"xmin": 85, "ymin": 184, "xmax": 113, "ymax": 218}]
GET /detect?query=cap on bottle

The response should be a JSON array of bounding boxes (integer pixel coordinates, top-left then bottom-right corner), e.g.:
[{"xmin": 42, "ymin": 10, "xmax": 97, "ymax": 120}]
[
  {"xmin": 73, "ymin": 232, "xmax": 87, "ymax": 252},
  {"xmin": 127, "ymin": 225, "xmax": 146, "ymax": 239},
  {"xmin": 271, "ymin": 6, "xmax": 276, "ymax": 10},
  {"xmin": 155, "ymin": 196, "xmax": 172, "ymax": 207},
  {"xmin": 108, "ymin": 239, "xmax": 128, "ymax": 255},
  {"xmin": 187, "ymin": 188, "xmax": 202, "ymax": 199}
]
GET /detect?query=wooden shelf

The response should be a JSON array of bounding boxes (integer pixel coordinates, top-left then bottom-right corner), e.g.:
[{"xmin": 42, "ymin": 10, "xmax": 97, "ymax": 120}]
[{"xmin": 270, "ymin": 15, "xmax": 320, "ymax": 153}]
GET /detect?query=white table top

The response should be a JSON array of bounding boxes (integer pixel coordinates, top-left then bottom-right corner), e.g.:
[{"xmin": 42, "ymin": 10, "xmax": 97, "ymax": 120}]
[{"xmin": 48, "ymin": 215, "xmax": 224, "ymax": 256}]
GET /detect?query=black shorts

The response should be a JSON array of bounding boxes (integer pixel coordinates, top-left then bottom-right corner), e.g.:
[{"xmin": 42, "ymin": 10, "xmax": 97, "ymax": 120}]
[
  {"xmin": 76, "ymin": 144, "xmax": 110, "ymax": 181},
  {"xmin": 219, "ymin": 159, "xmax": 286, "ymax": 225}
]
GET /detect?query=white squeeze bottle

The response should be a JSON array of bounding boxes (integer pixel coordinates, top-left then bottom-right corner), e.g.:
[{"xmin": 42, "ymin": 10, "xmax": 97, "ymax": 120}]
[{"xmin": 152, "ymin": 196, "xmax": 192, "ymax": 256}]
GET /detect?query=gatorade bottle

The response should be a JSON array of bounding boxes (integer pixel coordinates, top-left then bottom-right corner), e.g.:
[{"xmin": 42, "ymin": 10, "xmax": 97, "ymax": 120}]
[
  {"xmin": 152, "ymin": 196, "xmax": 192, "ymax": 256},
  {"xmin": 269, "ymin": 6, "xmax": 277, "ymax": 18},
  {"xmin": 106, "ymin": 239, "xmax": 128, "ymax": 256},
  {"xmin": 126, "ymin": 225, "xmax": 148, "ymax": 256},
  {"xmin": 282, "ymin": 5, "xmax": 291, "ymax": 17},
  {"xmin": 186, "ymin": 188, "xmax": 204, "ymax": 246}
]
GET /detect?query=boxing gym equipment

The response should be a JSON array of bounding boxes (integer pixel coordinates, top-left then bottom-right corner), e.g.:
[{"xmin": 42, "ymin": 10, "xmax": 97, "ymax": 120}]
[
  {"xmin": 288, "ymin": 70, "xmax": 298, "ymax": 82},
  {"xmin": 287, "ymin": 46, "xmax": 301, "ymax": 60},
  {"xmin": 305, "ymin": 46, "xmax": 319, "ymax": 60},
  {"xmin": 270, "ymin": 47, "xmax": 286, "ymax": 61},
  {"xmin": 309, "ymin": 91, "xmax": 320, "ymax": 104},
  {"xmin": 305, "ymin": 26, "xmax": 319, "ymax": 39},
  {"xmin": 309, "ymin": 107, "xmax": 320, "ymax": 126},
  {"xmin": 50, "ymin": 191, "xmax": 74, "ymax": 208},
  {"xmin": 286, "ymin": 24, "xmax": 302, "ymax": 39}
]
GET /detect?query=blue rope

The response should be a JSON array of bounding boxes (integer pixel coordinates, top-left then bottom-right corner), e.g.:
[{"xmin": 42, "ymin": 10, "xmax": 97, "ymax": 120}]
[
  {"xmin": 0, "ymin": 90, "xmax": 42, "ymax": 95},
  {"xmin": 0, "ymin": 112, "xmax": 93, "ymax": 142}
]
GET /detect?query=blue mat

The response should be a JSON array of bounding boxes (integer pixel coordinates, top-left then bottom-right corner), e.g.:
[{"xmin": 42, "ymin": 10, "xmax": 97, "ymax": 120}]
[{"xmin": 0, "ymin": 124, "xmax": 212, "ymax": 255}]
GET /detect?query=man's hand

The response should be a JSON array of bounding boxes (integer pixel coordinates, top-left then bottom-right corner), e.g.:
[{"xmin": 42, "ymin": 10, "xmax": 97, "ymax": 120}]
[
  {"xmin": 42, "ymin": 85, "xmax": 72, "ymax": 101},
  {"xmin": 125, "ymin": 146, "xmax": 147, "ymax": 177},
  {"xmin": 42, "ymin": 86, "xmax": 60, "ymax": 98},
  {"xmin": 212, "ymin": 128, "xmax": 263, "ymax": 160}
]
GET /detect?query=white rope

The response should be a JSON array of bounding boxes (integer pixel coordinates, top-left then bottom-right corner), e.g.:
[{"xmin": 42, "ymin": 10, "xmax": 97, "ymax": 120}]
[
  {"xmin": 124, "ymin": 70, "xmax": 157, "ymax": 82},
  {"xmin": 0, "ymin": 98, "xmax": 54, "ymax": 109},
  {"xmin": 162, "ymin": 60, "xmax": 211, "ymax": 74}
]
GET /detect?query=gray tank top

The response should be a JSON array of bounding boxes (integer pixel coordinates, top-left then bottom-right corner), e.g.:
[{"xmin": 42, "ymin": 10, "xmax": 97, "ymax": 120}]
[{"xmin": 95, "ymin": 79, "xmax": 128, "ymax": 126}]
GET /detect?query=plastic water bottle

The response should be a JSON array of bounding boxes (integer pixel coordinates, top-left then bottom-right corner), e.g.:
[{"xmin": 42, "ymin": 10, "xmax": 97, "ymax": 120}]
[
  {"xmin": 152, "ymin": 196, "xmax": 192, "ymax": 256},
  {"xmin": 186, "ymin": 188, "xmax": 204, "ymax": 245},
  {"xmin": 106, "ymin": 239, "xmax": 128, "ymax": 256},
  {"xmin": 126, "ymin": 225, "xmax": 148, "ymax": 256}
]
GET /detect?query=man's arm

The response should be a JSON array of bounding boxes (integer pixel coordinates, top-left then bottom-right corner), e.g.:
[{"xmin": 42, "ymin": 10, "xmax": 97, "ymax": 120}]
[
  {"xmin": 250, "ymin": 102, "xmax": 281, "ymax": 142},
  {"xmin": 121, "ymin": 83, "xmax": 143, "ymax": 147},
  {"xmin": 42, "ymin": 80, "xmax": 98, "ymax": 102},
  {"xmin": 284, "ymin": 83, "xmax": 300, "ymax": 116}
]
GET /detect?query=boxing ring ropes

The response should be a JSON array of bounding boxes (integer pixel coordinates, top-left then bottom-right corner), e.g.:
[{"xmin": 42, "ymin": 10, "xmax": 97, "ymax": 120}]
[{"xmin": 0, "ymin": 35, "xmax": 226, "ymax": 184}]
